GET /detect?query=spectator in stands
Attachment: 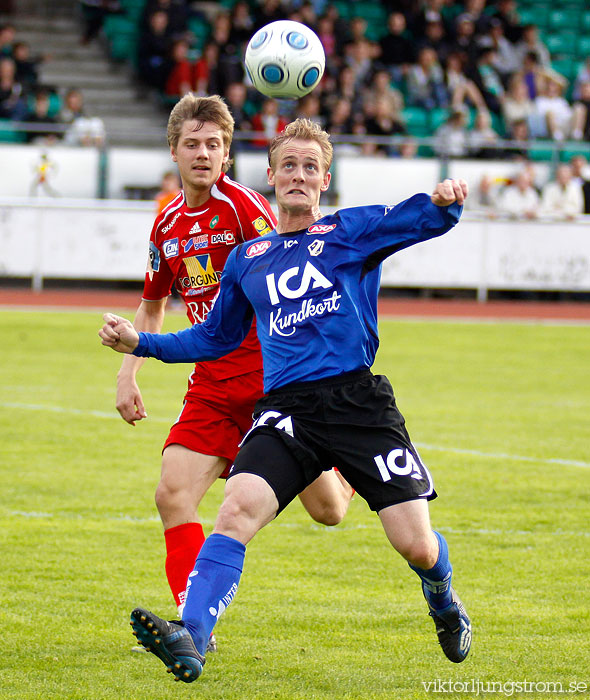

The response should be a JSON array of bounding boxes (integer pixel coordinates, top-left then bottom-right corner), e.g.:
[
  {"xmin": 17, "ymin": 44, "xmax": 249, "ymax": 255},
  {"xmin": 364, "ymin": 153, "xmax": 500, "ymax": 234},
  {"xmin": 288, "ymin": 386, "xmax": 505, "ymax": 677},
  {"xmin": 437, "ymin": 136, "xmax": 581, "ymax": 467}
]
[
  {"xmin": 225, "ymin": 81, "xmax": 253, "ymax": 137},
  {"xmin": 362, "ymin": 95, "xmax": 406, "ymax": 156},
  {"xmin": 417, "ymin": 19, "xmax": 451, "ymax": 66},
  {"xmin": 164, "ymin": 38, "xmax": 193, "ymax": 100},
  {"xmin": 137, "ymin": 10, "xmax": 173, "ymax": 91},
  {"xmin": 467, "ymin": 46, "xmax": 505, "ymax": 114},
  {"xmin": 530, "ymin": 73, "xmax": 585, "ymax": 142},
  {"xmin": 24, "ymin": 89, "xmax": 59, "ymax": 144},
  {"xmin": 410, "ymin": 0, "xmax": 446, "ymax": 39},
  {"xmin": 59, "ymin": 87, "xmax": 105, "ymax": 147},
  {"xmin": 155, "ymin": 169, "xmax": 181, "ymax": 214},
  {"xmin": 466, "ymin": 173, "xmax": 500, "ymax": 216},
  {"xmin": 79, "ymin": 0, "xmax": 123, "ymax": 45},
  {"xmin": 477, "ymin": 18, "xmax": 519, "ymax": 85},
  {"xmin": 253, "ymin": 0, "xmax": 284, "ymax": 30},
  {"xmin": 210, "ymin": 10, "xmax": 245, "ymax": 94},
  {"xmin": 521, "ymin": 51, "xmax": 544, "ymax": 100},
  {"xmin": 228, "ymin": 1, "xmax": 255, "ymax": 51},
  {"xmin": 325, "ymin": 96, "xmax": 354, "ymax": 138},
  {"xmin": 363, "ymin": 68, "xmax": 404, "ymax": 119},
  {"xmin": 399, "ymin": 138, "xmax": 419, "ymax": 159},
  {"xmin": 193, "ymin": 41, "xmax": 222, "ymax": 96},
  {"xmin": 541, "ymin": 164, "xmax": 584, "ymax": 220},
  {"xmin": 12, "ymin": 41, "xmax": 42, "ymax": 92},
  {"xmin": 506, "ymin": 118, "xmax": 531, "ymax": 161},
  {"xmin": 572, "ymin": 81, "xmax": 590, "ymax": 141},
  {"xmin": 296, "ymin": 92, "xmax": 324, "ymax": 127},
  {"xmin": 463, "ymin": 0, "xmax": 492, "ymax": 35},
  {"xmin": 344, "ymin": 38, "xmax": 375, "ymax": 93},
  {"xmin": 406, "ymin": 46, "xmax": 448, "ymax": 110},
  {"xmin": 322, "ymin": 2, "xmax": 349, "ymax": 55},
  {"xmin": 250, "ymin": 97, "xmax": 287, "ymax": 149},
  {"xmin": 378, "ymin": 11, "xmax": 415, "ymax": 84},
  {"xmin": 502, "ymin": 74, "xmax": 534, "ymax": 136},
  {"xmin": 444, "ymin": 51, "xmax": 486, "ymax": 111},
  {"xmin": 0, "ymin": 55, "xmax": 26, "ymax": 120},
  {"xmin": 316, "ymin": 13, "xmax": 339, "ymax": 74},
  {"xmin": 572, "ymin": 58, "xmax": 590, "ymax": 102},
  {"xmin": 491, "ymin": 0, "xmax": 522, "ymax": 43},
  {"xmin": 331, "ymin": 64, "xmax": 363, "ymax": 115},
  {"xmin": 569, "ymin": 154, "xmax": 590, "ymax": 214},
  {"xmin": 142, "ymin": 0, "xmax": 188, "ymax": 38},
  {"xmin": 0, "ymin": 23, "xmax": 16, "ymax": 56},
  {"xmin": 467, "ymin": 109, "xmax": 501, "ymax": 159},
  {"xmin": 514, "ymin": 25, "xmax": 550, "ymax": 70},
  {"xmin": 497, "ymin": 169, "xmax": 539, "ymax": 219},
  {"xmin": 433, "ymin": 107, "xmax": 468, "ymax": 158},
  {"xmin": 449, "ymin": 13, "xmax": 479, "ymax": 67}
]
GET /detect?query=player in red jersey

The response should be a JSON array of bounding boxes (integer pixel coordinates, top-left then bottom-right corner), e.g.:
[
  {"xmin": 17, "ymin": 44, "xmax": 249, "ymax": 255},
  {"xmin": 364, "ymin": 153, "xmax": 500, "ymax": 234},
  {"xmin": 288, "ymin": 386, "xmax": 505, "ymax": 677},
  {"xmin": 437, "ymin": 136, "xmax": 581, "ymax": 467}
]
[{"xmin": 116, "ymin": 94, "xmax": 353, "ymax": 635}]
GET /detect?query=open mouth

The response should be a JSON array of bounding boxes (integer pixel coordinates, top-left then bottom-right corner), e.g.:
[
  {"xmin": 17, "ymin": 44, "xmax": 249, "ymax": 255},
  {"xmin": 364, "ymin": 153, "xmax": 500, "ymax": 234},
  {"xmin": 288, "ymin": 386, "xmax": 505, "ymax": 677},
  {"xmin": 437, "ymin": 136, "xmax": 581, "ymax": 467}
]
[{"xmin": 287, "ymin": 189, "xmax": 305, "ymax": 195}]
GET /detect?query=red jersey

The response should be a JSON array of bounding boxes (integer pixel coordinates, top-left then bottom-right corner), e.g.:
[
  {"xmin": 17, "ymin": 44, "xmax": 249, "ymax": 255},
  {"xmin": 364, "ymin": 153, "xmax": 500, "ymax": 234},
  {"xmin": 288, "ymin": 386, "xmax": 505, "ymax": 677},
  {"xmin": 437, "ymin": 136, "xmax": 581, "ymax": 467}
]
[{"xmin": 143, "ymin": 172, "xmax": 276, "ymax": 380}]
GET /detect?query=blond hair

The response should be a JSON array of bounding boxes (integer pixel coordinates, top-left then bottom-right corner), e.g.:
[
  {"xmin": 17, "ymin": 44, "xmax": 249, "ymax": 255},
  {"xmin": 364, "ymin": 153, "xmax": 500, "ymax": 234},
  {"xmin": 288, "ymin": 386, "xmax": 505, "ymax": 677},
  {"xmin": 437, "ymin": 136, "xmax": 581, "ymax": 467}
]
[
  {"xmin": 268, "ymin": 118, "xmax": 333, "ymax": 174},
  {"xmin": 167, "ymin": 94, "xmax": 234, "ymax": 171}
]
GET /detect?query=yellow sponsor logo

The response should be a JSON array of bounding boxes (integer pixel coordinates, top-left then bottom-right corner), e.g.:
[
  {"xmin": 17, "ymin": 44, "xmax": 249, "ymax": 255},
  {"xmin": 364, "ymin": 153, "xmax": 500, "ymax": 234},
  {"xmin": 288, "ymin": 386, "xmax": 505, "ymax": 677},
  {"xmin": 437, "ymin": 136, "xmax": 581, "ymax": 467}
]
[
  {"xmin": 252, "ymin": 216, "xmax": 272, "ymax": 236},
  {"xmin": 182, "ymin": 254, "xmax": 220, "ymax": 289}
]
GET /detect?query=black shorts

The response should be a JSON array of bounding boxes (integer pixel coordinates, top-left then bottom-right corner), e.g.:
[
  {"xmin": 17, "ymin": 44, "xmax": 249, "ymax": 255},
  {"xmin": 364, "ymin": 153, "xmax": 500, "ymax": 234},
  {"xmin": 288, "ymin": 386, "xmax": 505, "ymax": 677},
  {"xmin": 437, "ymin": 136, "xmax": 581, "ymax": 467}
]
[{"xmin": 229, "ymin": 369, "xmax": 437, "ymax": 514}]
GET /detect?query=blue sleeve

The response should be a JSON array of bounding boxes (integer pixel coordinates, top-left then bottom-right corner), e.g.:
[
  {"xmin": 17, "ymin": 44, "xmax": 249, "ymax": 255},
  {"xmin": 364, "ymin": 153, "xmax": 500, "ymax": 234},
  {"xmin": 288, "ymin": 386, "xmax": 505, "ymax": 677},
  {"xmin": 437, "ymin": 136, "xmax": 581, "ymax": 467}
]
[
  {"xmin": 338, "ymin": 194, "xmax": 462, "ymax": 258},
  {"xmin": 132, "ymin": 249, "xmax": 253, "ymax": 363}
]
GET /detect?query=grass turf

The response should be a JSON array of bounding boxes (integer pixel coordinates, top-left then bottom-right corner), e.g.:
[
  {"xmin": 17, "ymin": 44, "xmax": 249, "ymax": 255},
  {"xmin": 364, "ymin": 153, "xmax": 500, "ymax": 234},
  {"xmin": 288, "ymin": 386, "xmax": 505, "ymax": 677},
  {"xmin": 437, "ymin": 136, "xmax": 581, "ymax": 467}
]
[{"xmin": 0, "ymin": 309, "xmax": 588, "ymax": 699}]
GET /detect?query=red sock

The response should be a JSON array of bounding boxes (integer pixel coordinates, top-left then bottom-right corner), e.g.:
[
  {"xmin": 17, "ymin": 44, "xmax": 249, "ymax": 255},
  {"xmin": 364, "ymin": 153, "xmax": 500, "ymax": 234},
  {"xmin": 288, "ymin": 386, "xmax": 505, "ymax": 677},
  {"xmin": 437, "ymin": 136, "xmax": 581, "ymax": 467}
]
[{"xmin": 164, "ymin": 522, "xmax": 206, "ymax": 610}]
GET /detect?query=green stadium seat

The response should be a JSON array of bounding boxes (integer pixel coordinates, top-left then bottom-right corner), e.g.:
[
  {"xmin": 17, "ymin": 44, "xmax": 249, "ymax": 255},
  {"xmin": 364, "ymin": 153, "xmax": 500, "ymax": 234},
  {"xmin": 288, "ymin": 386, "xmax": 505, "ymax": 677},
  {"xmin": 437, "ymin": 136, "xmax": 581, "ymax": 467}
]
[
  {"xmin": 110, "ymin": 34, "xmax": 138, "ymax": 62},
  {"xmin": 401, "ymin": 107, "xmax": 430, "ymax": 136},
  {"xmin": 528, "ymin": 141, "xmax": 557, "ymax": 161},
  {"xmin": 331, "ymin": 1, "xmax": 351, "ymax": 20},
  {"xmin": 548, "ymin": 8, "xmax": 581, "ymax": 30},
  {"xmin": 560, "ymin": 144, "xmax": 590, "ymax": 162},
  {"xmin": 429, "ymin": 107, "xmax": 450, "ymax": 132},
  {"xmin": 0, "ymin": 119, "xmax": 26, "ymax": 143},
  {"xmin": 577, "ymin": 35, "xmax": 590, "ymax": 59},
  {"xmin": 581, "ymin": 11, "xmax": 590, "ymax": 32},
  {"xmin": 518, "ymin": 6, "xmax": 549, "ymax": 27},
  {"xmin": 103, "ymin": 15, "xmax": 138, "ymax": 39},
  {"xmin": 545, "ymin": 32, "xmax": 578, "ymax": 57},
  {"xmin": 551, "ymin": 58, "xmax": 579, "ymax": 81},
  {"xmin": 188, "ymin": 16, "xmax": 211, "ymax": 50}
]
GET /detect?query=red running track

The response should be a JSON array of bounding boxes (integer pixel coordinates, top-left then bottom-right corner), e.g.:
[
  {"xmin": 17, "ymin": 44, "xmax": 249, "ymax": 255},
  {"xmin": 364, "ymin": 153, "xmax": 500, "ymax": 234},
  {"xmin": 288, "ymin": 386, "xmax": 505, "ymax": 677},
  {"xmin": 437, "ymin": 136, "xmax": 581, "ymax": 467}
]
[{"xmin": 1, "ymin": 287, "xmax": 589, "ymax": 321}]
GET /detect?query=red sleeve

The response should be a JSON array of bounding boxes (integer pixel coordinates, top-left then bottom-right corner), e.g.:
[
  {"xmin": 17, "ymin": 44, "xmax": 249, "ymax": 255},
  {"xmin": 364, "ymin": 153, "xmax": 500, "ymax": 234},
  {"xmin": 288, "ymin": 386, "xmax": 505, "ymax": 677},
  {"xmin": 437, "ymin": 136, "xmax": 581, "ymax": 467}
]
[{"xmin": 142, "ymin": 217, "xmax": 174, "ymax": 301}]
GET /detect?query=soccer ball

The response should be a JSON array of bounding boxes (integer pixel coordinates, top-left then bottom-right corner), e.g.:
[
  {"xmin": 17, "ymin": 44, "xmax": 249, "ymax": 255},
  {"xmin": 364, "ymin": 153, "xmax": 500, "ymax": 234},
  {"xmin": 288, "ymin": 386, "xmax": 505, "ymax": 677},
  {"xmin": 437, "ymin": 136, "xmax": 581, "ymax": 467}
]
[{"xmin": 244, "ymin": 20, "xmax": 325, "ymax": 100}]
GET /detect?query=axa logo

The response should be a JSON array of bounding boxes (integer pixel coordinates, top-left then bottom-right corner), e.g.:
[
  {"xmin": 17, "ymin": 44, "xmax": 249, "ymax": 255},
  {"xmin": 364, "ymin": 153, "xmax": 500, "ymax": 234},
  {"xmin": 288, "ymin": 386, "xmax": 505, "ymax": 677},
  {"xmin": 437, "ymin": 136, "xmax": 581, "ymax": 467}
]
[
  {"xmin": 246, "ymin": 240, "xmax": 272, "ymax": 258},
  {"xmin": 307, "ymin": 223, "xmax": 336, "ymax": 235},
  {"xmin": 373, "ymin": 449, "xmax": 423, "ymax": 482},
  {"xmin": 266, "ymin": 261, "xmax": 332, "ymax": 305}
]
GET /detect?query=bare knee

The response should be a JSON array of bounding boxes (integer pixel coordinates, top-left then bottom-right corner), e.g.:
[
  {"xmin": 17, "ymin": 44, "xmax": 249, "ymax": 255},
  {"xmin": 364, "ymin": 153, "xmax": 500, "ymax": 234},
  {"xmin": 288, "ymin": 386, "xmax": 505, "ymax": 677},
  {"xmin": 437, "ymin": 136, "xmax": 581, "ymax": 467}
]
[
  {"xmin": 398, "ymin": 538, "xmax": 438, "ymax": 570},
  {"xmin": 307, "ymin": 498, "xmax": 348, "ymax": 526}
]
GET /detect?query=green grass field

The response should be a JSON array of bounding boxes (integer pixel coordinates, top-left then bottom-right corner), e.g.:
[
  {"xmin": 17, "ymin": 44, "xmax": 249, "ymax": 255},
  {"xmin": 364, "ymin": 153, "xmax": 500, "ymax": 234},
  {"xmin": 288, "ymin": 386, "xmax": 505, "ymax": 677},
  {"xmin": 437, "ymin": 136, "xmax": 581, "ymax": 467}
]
[{"xmin": 1, "ymin": 309, "xmax": 589, "ymax": 699}]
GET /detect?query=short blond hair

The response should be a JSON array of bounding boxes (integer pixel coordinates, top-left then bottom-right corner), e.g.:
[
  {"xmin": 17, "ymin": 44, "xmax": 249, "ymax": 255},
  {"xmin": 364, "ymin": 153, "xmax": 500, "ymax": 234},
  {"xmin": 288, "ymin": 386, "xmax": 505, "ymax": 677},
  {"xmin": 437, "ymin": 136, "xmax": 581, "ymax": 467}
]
[
  {"xmin": 167, "ymin": 94, "xmax": 234, "ymax": 171},
  {"xmin": 268, "ymin": 118, "xmax": 333, "ymax": 174}
]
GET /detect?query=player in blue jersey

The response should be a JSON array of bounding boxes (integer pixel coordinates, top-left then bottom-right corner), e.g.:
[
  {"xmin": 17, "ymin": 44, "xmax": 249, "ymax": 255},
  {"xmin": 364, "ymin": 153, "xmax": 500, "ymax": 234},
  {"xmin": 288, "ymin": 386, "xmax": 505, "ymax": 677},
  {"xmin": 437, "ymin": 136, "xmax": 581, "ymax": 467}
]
[{"xmin": 99, "ymin": 118, "xmax": 472, "ymax": 683}]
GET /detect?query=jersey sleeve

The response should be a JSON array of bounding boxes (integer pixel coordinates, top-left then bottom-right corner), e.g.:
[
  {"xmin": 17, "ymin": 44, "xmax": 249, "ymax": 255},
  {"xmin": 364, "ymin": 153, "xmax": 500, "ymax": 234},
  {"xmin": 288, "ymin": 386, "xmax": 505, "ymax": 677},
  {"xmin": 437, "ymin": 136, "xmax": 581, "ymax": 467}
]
[
  {"xmin": 142, "ymin": 218, "xmax": 174, "ymax": 300},
  {"xmin": 337, "ymin": 194, "xmax": 462, "ymax": 266},
  {"xmin": 133, "ymin": 247, "xmax": 253, "ymax": 363}
]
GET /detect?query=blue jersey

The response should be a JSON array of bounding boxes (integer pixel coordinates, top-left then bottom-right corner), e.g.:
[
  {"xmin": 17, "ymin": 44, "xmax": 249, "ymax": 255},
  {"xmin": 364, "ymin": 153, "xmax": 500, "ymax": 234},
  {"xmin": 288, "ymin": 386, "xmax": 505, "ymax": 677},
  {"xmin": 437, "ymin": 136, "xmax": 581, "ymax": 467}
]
[{"xmin": 134, "ymin": 194, "xmax": 462, "ymax": 392}]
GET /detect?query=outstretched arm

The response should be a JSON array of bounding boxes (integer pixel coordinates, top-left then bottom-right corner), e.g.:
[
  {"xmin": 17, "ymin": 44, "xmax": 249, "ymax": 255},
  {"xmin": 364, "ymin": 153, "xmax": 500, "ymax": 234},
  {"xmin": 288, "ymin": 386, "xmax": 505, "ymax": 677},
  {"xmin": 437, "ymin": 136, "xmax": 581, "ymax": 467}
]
[{"xmin": 431, "ymin": 178, "xmax": 468, "ymax": 207}]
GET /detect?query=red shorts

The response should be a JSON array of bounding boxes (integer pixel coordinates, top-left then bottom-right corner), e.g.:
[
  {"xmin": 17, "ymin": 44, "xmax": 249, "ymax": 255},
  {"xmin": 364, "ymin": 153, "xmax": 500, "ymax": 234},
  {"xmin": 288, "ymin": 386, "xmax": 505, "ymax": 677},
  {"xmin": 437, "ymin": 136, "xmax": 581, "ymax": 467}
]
[{"xmin": 163, "ymin": 368, "xmax": 264, "ymax": 477}]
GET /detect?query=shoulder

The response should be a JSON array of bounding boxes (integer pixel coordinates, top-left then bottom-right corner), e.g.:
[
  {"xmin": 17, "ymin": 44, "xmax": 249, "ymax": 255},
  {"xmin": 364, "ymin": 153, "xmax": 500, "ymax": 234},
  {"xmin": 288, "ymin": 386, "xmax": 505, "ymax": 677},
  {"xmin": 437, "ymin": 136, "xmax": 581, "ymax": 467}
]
[
  {"xmin": 215, "ymin": 173, "xmax": 273, "ymax": 211},
  {"xmin": 152, "ymin": 192, "xmax": 185, "ymax": 241}
]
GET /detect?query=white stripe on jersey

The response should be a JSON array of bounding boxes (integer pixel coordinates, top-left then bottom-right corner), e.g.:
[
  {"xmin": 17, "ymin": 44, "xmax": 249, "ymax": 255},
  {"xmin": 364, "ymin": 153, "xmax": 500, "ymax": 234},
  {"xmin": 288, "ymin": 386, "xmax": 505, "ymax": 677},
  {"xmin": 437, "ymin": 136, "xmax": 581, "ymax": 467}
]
[
  {"xmin": 160, "ymin": 191, "xmax": 184, "ymax": 219},
  {"xmin": 223, "ymin": 175, "xmax": 275, "ymax": 220},
  {"xmin": 210, "ymin": 182, "xmax": 244, "ymax": 238}
]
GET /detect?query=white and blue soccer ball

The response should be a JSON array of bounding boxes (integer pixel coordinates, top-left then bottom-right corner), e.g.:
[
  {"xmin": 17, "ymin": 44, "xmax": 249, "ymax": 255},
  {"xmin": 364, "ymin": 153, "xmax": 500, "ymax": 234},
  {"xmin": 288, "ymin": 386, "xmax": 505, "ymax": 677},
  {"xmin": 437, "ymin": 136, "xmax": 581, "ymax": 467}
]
[{"xmin": 244, "ymin": 20, "xmax": 325, "ymax": 100}]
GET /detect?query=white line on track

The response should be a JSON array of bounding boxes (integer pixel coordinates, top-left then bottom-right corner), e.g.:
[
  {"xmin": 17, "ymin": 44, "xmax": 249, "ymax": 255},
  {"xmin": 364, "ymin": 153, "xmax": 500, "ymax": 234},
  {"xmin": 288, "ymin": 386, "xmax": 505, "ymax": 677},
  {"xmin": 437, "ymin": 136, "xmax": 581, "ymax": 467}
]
[{"xmin": 2, "ymin": 401, "xmax": 589, "ymax": 469}]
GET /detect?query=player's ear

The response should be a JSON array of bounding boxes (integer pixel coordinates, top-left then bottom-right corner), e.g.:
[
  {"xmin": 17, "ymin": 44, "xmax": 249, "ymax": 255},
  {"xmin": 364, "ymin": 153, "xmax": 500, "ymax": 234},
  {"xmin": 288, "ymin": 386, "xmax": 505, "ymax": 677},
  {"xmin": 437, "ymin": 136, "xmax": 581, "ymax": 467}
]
[
  {"xmin": 320, "ymin": 171, "xmax": 331, "ymax": 191},
  {"xmin": 267, "ymin": 167, "xmax": 275, "ymax": 186},
  {"xmin": 170, "ymin": 145, "xmax": 177, "ymax": 162}
]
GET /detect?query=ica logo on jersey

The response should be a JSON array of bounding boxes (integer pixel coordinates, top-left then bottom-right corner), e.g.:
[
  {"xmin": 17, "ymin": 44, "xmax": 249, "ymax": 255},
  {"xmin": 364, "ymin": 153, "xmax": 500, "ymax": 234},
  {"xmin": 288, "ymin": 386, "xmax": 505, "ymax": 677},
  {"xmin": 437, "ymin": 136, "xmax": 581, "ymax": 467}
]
[{"xmin": 265, "ymin": 262, "xmax": 342, "ymax": 337}]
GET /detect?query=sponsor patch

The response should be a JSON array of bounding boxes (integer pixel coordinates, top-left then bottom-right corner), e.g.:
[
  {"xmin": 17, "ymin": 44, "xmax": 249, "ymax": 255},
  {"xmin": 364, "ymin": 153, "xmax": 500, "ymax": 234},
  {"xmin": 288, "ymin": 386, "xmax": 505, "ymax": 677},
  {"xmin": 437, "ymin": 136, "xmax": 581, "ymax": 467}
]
[
  {"xmin": 252, "ymin": 216, "xmax": 272, "ymax": 236},
  {"xmin": 183, "ymin": 234, "xmax": 208, "ymax": 253},
  {"xmin": 211, "ymin": 231, "xmax": 235, "ymax": 245},
  {"xmin": 162, "ymin": 237, "xmax": 179, "ymax": 259},
  {"xmin": 210, "ymin": 215, "xmax": 219, "ymax": 228},
  {"xmin": 147, "ymin": 241, "xmax": 160, "ymax": 280},
  {"xmin": 308, "ymin": 239, "xmax": 324, "ymax": 256},
  {"xmin": 306, "ymin": 223, "xmax": 336, "ymax": 235},
  {"xmin": 161, "ymin": 211, "xmax": 181, "ymax": 234},
  {"xmin": 188, "ymin": 221, "xmax": 201, "ymax": 235},
  {"xmin": 246, "ymin": 239, "xmax": 272, "ymax": 258},
  {"xmin": 179, "ymin": 254, "xmax": 220, "ymax": 290}
]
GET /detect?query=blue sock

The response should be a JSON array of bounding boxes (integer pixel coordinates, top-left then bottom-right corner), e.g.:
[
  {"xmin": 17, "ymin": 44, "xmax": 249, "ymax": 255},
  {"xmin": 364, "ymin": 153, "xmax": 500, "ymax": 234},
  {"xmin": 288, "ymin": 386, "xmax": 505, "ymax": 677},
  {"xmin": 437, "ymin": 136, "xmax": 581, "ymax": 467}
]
[
  {"xmin": 409, "ymin": 531, "xmax": 453, "ymax": 611},
  {"xmin": 181, "ymin": 533, "xmax": 246, "ymax": 655}
]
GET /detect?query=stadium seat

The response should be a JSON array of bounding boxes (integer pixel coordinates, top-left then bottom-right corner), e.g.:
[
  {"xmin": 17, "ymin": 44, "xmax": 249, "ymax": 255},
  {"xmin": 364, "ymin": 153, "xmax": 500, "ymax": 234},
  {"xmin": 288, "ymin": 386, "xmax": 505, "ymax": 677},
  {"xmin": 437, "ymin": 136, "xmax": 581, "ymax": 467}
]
[
  {"xmin": 545, "ymin": 32, "xmax": 578, "ymax": 58},
  {"xmin": 581, "ymin": 11, "xmax": 590, "ymax": 32},
  {"xmin": 0, "ymin": 119, "xmax": 26, "ymax": 143},
  {"xmin": 528, "ymin": 141, "xmax": 558, "ymax": 161},
  {"xmin": 401, "ymin": 107, "xmax": 430, "ymax": 136},
  {"xmin": 551, "ymin": 58, "xmax": 579, "ymax": 81},
  {"xmin": 429, "ymin": 107, "xmax": 450, "ymax": 132},
  {"xmin": 560, "ymin": 145, "xmax": 590, "ymax": 161},
  {"xmin": 548, "ymin": 8, "xmax": 581, "ymax": 30},
  {"xmin": 188, "ymin": 16, "xmax": 210, "ymax": 51},
  {"xmin": 518, "ymin": 7, "xmax": 549, "ymax": 28},
  {"xmin": 576, "ymin": 35, "xmax": 590, "ymax": 59}
]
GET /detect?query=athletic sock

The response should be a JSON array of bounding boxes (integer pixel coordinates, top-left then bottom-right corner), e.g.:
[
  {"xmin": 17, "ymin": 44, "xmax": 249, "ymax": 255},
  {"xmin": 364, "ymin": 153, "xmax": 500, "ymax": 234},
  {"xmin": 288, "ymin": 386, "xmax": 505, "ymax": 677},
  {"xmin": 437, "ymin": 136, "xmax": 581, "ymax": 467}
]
[
  {"xmin": 164, "ymin": 522, "xmax": 206, "ymax": 612},
  {"xmin": 182, "ymin": 533, "xmax": 246, "ymax": 655},
  {"xmin": 409, "ymin": 530, "xmax": 453, "ymax": 610}
]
